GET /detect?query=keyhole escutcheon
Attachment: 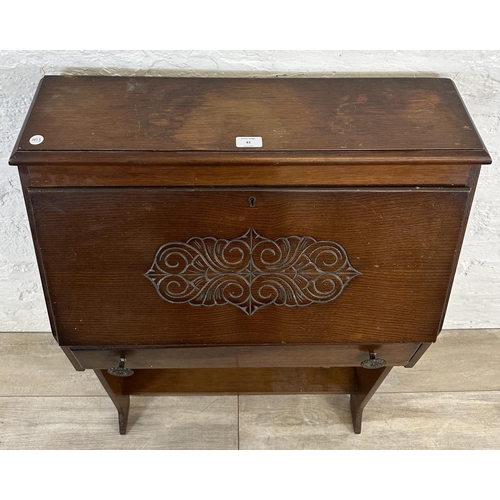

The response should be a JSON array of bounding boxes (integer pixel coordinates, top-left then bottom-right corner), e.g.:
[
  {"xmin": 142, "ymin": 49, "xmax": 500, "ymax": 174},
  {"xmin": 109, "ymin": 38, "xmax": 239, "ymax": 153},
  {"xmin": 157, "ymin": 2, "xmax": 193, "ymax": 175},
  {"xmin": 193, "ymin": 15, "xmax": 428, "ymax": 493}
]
[{"xmin": 249, "ymin": 196, "xmax": 256, "ymax": 208}]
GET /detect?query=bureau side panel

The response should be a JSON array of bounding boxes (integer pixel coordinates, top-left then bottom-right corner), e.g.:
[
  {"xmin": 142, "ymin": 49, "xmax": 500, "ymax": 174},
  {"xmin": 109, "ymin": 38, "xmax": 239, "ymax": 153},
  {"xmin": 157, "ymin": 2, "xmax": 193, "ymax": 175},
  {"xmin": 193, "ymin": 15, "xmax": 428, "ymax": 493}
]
[
  {"xmin": 29, "ymin": 188, "xmax": 468, "ymax": 346},
  {"xmin": 17, "ymin": 167, "xmax": 60, "ymax": 342}
]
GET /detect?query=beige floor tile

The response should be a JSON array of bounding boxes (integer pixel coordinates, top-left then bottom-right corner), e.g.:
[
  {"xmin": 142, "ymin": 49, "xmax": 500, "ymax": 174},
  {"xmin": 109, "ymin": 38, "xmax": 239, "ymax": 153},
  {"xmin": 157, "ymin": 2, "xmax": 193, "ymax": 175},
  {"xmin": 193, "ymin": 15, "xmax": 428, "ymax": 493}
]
[
  {"xmin": 382, "ymin": 329, "xmax": 500, "ymax": 393},
  {"xmin": 0, "ymin": 395, "xmax": 238, "ymax": 449},
  {"xmin": 238, "ymin": 392, "xmax": 500, "ymax": 449},
  {"xmin": 0, "ymin": 333, "xmax": 103, "ymax": 396},
  {"xmin": 1, "ymin": 330, "xmax": 500, "ymax": 449},
  {"xmin": 2, "ymin": 329, "xmax": 498, "ymax": 396}
]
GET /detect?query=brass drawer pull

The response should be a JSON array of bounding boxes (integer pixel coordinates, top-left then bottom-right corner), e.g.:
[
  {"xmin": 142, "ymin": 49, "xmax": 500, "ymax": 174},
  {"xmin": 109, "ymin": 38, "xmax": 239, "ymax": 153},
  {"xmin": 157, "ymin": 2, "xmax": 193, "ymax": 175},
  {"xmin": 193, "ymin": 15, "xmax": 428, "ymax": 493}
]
[
  {"xmin": 360, "ymin": 353, "xmax": 387, "ymax": 369},
  {"xmin": 107, "ymin": 357, "xmax": 134, "ymax": 377}
]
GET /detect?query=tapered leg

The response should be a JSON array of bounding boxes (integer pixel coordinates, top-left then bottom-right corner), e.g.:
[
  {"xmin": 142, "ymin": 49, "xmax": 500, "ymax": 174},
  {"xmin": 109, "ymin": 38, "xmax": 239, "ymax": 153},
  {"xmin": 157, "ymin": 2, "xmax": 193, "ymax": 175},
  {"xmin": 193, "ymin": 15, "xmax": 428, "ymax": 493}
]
[
  {"xmin": 350, "ymin": 366, "xmax": 392, "ymax": 434},
  {"xmin": 94, "ymin": 369, "xmax": 130, "ymax": 435}
]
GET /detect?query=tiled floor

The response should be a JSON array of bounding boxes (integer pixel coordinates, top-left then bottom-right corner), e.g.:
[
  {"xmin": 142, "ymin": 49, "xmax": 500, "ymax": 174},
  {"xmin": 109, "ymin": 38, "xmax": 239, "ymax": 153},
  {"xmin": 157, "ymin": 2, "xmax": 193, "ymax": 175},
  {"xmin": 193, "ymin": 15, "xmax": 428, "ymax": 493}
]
[{"xmin": 0, "ymin": 329, "xmax": 499, "ymax": 449}]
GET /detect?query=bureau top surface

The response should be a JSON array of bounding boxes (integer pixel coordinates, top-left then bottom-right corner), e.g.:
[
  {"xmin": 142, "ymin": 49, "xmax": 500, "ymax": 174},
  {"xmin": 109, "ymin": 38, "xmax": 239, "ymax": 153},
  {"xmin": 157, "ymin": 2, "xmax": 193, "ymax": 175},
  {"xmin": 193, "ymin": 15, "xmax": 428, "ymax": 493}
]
[{"xmin": 10, "ymin": 76, "xmax": 490, "ymax": 165}]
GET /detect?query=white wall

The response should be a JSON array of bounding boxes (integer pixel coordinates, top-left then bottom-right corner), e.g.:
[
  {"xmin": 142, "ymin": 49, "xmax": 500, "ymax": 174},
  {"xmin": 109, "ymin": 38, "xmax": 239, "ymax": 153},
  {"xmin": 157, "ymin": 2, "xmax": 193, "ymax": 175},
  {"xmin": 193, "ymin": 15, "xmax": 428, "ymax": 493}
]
[{"xmin": 1, "ymin": 50, "xmax": 499, "ymax": 331}]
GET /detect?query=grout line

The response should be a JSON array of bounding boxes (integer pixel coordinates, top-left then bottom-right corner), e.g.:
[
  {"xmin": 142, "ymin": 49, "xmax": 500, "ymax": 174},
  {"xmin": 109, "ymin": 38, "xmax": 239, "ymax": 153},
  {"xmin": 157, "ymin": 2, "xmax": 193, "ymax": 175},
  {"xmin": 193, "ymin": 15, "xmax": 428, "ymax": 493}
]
[
  {"xmin": 367, "ymin": 389, "xmax": 500, "ymax": 395},
  {"xmin": 2, "ymin": 389, "xmax": 500, "ymax": 398},
  {"xmin": 0, "ymin": 395, "xmax": 112, "ymax": 398},
  {"xmin": 237, "ymin": 395, "xmax": 240, "ymax": 450}
]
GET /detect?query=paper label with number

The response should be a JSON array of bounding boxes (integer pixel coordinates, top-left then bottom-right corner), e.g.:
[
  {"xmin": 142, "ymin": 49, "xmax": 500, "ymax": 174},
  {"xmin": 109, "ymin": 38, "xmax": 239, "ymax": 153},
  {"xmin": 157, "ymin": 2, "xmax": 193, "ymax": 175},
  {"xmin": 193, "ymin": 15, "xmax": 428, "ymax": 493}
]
[{"xmin": 236, "ymin": 137, "xmax": 263, "ymax": 148}]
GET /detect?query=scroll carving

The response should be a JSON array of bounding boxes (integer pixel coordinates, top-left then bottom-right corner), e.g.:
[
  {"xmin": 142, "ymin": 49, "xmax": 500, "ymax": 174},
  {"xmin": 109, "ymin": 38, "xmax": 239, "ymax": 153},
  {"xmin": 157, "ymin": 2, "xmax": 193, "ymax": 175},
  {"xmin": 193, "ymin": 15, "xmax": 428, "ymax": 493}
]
[{"xmin": 144, "ymin": 228, "xmax": 361, "ymax": 315}]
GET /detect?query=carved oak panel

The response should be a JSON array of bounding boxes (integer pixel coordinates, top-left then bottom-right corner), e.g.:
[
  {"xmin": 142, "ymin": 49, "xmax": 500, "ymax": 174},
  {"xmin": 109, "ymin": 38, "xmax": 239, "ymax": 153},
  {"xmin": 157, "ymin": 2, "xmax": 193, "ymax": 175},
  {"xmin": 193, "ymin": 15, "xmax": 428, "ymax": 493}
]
[{"xmin": 144, "ymin": 228, "xmax": 361, "ymax": 315}]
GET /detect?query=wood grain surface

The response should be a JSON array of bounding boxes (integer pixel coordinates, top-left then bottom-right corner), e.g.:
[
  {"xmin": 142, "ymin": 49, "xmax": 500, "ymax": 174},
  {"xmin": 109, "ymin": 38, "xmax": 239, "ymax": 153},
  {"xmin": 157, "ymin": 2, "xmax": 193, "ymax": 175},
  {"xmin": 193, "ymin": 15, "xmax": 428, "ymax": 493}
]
[
  {"xmin": 26, "ymin": 163, "xmax": 473, "ymax": 188},
  {"xmin": 30, "ymin": 188, "xmax": 468, "ymax": 346},
  {"xmin": 70, "ymin": 343, "xmax": 421, "ymax": 369},
  {"xmin": 11, "ymin": 77, "xmax": 488, "ymax": 158},
  {"xmin": 124, "ymin": 367, "xmax": 356, "ymax": 395}
]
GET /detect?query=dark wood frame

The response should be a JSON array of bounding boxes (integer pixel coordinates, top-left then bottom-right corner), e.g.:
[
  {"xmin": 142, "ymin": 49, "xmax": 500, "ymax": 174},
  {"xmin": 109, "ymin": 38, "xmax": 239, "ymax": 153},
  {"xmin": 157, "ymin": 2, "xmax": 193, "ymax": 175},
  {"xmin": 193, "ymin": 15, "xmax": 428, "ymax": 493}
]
[{"xmin": 10, "ymin": 76, "xmax": 492, "ymax": 435}]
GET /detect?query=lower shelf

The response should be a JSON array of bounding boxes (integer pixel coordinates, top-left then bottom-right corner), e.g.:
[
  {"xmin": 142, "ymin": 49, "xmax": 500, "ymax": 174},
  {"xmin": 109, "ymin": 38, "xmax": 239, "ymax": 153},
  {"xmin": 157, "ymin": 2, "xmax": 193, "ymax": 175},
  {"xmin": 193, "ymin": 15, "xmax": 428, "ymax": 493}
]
[
  {"xmin": 125, "ymin": 367, "xmax": 356, "ymax": 395},
  {"xmin": 94, "ymin": 365, "xmax": 394, "ymax": 435}
]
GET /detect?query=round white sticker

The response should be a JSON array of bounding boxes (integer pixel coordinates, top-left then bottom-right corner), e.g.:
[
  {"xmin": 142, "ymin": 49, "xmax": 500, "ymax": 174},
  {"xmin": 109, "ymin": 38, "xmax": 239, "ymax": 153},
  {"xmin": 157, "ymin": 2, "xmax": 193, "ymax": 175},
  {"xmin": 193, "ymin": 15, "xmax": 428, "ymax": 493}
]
[{"xmin": 29, "ymin": 135, "xmax": 44, "ymax": 145}]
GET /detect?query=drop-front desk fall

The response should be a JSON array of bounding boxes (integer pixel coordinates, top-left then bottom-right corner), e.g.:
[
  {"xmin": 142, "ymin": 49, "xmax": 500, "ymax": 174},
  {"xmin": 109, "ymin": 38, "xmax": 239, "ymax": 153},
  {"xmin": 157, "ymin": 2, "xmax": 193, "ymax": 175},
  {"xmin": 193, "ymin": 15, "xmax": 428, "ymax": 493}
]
[{"xmin": 10, "ymin": 76, "xmax": 491, "ymax": 434}]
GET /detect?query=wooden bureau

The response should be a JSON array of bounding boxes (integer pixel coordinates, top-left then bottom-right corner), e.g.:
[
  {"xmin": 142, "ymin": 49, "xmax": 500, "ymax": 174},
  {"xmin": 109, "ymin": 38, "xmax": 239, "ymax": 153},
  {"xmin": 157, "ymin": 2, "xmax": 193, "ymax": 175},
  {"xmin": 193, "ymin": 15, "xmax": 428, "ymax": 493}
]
[{"xmin": 10, "ymin": 76, "xmax": 491, "ymax": 434}]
